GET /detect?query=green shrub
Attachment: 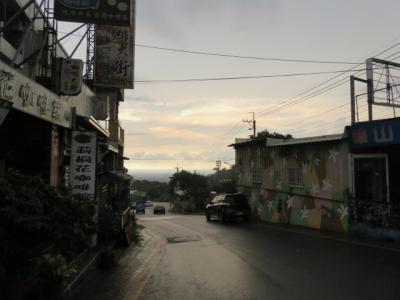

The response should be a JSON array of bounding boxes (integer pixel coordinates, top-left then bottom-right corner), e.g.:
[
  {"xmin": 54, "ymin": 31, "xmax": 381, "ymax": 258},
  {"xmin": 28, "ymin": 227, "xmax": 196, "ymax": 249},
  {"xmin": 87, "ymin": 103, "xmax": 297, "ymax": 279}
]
[{"xmin": 0, "ymin": 169, "xmax": 96, "ymax": 299}]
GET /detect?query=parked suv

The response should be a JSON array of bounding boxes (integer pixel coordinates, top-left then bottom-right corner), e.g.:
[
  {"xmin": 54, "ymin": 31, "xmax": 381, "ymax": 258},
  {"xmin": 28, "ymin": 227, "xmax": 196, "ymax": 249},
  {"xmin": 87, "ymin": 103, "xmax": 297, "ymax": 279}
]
[{"xmin": 205, "ymin": 193, "xmax": 251, "ymax": 223}]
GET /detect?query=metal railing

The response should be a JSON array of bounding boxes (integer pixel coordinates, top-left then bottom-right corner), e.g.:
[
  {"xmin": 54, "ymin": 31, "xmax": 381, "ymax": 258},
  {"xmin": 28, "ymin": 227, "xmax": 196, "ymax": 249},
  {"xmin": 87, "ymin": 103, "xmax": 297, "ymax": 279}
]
[{"xmin": 348, "ymin": 197, "xmax": 400, "ymax": 229}]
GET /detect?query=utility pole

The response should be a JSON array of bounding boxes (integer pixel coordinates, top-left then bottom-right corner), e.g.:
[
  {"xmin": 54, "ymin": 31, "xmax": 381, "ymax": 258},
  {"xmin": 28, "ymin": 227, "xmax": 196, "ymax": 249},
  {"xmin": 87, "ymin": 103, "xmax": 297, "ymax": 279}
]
[
  {"xmin": 243, "ymin": 112, "xmax": 256, "ymax": 138},
  {"xmin": 216, "ymin": 160, "xmax": 221, "ymax": 172}
]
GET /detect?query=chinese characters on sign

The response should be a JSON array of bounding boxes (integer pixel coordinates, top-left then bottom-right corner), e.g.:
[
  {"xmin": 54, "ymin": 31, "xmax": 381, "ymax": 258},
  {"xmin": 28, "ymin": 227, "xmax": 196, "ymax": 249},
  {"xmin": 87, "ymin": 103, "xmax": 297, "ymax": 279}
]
[
  {"xmin": 54, "ymin": 0, "xmax": 133, "ymax": 26},
  {"xmin": 57, "ymin": 58, "xmax": 84, "ymax": 95},
  {"xmin": 0, "ymin": 61, "xmax": 72, "ymax": 128},
  {"xmin": 94, "ymin": 24, "xmax": 134, "ymax": 89},
  {"xmin": 71, "ymin": 131, "xmax": 97, "ymax": 196}
]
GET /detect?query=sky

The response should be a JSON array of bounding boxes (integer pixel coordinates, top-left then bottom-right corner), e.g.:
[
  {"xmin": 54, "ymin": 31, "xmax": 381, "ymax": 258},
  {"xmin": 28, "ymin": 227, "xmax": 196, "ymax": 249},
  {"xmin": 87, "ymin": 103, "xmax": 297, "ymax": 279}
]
[{"xmin": 59, "ymin": 0, "xmax": 400, "ymax": 174}]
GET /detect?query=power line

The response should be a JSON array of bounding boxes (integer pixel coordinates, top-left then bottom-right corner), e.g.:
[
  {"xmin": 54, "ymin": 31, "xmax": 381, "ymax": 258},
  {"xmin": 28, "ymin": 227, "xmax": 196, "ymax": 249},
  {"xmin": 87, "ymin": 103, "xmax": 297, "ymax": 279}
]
[
  {"xmin": 135, "ymin": 44, "xmax": 360, "ymax": 65},
  {"xmin": 135, "ymin": 69, "xmax": 367, "ymax": 83},
  {"xmin": 254, "ymin": 48, "xmax": 400, "ymax": 118}
]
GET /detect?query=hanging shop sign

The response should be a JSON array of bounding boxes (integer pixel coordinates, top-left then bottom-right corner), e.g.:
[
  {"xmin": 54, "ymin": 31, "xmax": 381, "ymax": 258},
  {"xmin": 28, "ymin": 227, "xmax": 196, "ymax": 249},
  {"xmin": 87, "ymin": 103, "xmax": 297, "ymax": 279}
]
[
  {"xmin": 0, "ymin": 61, "xmax": 72, "ymax": 128},
  {"xmin": 54, "ymin": 0, "xmax": 133, "ymax": 26},
  {"xmin": 56, "ymin": 58, "xmax": 84, "ymax": 95},
  {"xmin": 94, "ymin": 24, "xmax": 134, "ymax": 89},
  {"xmin": 347, "ymin": 117, "xmax": 400, "ymax": 149},
  {"xmin": 93, "ymin": 95, "xmax": 109, "ymax": 120},
  {"xmin": 0, "ymin": 99, "xmax": 13, "ymax": 126},
  {"xmin": 71, "ymin": 131, "xmax": 97, "ymax": 196}
]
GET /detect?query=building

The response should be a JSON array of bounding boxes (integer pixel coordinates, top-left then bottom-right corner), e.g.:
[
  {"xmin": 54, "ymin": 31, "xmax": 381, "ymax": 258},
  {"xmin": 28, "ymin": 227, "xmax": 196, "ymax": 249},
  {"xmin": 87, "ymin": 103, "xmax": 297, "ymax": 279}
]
[
  {"xmin": 232, "ymin": 134, "xmax": 350, "ymax": 233},
  {"xmin": 232, "ymin": 120, "xmax": 400, "ymax": 239},
  {"xmin": 0, "ymin": 0, "xmax": 133, "ymax": 246}
]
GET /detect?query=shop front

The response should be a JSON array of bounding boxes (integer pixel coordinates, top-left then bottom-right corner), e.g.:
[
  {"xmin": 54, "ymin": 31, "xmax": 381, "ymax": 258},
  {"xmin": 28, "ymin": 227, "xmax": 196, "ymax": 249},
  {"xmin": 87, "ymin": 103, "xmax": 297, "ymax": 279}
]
[
  {"xmin": 346, "ymin": 117, "xmax": 400, "ymax": 239},
  {"xmin": 0, "ymin": 60, "xmax": 72, "ymax": 185}
]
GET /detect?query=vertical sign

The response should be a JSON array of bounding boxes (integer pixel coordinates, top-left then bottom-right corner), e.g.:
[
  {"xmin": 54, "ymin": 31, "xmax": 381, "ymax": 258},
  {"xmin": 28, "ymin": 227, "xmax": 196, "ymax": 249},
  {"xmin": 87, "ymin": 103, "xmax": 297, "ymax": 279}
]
[
  {"xmin": 50, "ymin": 127, "xmax": 60, "ymax": 187},
  {"xmin": 71, "ymin": 131, "xmax": 97, "ymax": 196},
  {"xmin": 94, "ymin": 24, "xmax": 134, "ymax": 88},
  {"xmin": 58, "ymin": 58, "xmax": 84, "ymax": 95}
]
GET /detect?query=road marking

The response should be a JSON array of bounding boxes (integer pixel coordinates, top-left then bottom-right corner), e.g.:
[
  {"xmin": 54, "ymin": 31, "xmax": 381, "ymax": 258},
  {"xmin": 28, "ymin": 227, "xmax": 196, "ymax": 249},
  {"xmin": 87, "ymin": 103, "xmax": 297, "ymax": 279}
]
[{"xmin": 261, "ymin": 223, "xmax": 400, "ymax": 253}]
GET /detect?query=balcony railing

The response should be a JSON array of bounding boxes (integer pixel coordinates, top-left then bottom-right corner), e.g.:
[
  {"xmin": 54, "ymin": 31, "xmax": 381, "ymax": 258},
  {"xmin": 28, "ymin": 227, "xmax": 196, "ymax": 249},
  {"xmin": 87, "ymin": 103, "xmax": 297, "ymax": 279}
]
[{"xmin": 109, "ymin": 120, "xmax": 124, "ymax": 147}]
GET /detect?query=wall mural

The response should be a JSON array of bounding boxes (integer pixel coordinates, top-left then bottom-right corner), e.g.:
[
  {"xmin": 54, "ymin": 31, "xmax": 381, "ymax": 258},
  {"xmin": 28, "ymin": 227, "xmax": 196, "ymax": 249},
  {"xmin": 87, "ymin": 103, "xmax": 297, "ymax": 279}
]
[{"xmin": 238, "ymin": 142, "xmax": 349, "ymax": 232}]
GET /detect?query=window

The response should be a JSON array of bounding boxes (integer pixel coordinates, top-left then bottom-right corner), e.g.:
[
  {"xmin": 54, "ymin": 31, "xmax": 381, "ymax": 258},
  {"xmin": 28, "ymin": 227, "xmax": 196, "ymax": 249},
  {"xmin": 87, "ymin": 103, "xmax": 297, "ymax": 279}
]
[{"xmin": 288, "ymin": 167, "xmax": 303, "ymax": 187}]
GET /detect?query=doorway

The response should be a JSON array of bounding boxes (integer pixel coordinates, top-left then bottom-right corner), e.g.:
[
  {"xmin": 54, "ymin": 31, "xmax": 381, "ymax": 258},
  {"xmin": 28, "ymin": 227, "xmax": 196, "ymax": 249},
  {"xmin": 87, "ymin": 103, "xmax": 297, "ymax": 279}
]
[{"xmin": 352, "ymin": 154, "xmax": 389, "ymax": 202}]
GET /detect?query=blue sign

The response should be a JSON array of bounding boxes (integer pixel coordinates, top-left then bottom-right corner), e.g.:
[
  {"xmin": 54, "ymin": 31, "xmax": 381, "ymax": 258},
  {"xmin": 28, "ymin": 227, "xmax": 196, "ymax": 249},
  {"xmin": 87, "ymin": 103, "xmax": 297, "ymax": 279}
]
[{"xmin": 347, "ymin": 118, "xmax": 400, "ymax": 148}]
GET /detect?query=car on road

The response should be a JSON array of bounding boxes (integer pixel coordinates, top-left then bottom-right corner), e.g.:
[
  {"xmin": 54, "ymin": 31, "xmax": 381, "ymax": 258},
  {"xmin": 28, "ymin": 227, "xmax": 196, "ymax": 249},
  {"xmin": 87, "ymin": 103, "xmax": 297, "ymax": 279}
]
[
  {"xmin": 136, "ymin": 201, "xmax": 146, "ymax": 214},
  {"xmin": 153, "ymin": 205, "xmax": 166, "ymax": 214},
  {"xmin": 205, "ymin": 193, "xmax": 251, "ymax": 223}
]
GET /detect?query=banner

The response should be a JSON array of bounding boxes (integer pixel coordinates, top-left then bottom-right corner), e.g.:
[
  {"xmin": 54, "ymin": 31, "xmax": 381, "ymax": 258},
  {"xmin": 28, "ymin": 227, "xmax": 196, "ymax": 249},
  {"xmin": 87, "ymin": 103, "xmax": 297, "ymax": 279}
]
[
  {"xmin": 71, "ymin": 131, "xmax": 97, "ymax": 196},
  {"xmin": 0, "ymin": 62, "xmax": 71, "ymax": 128},
  {"xmin": 54, "ymin": 0, "xmax": 133, "ymax": 26},
  {"xmin": 94, "ymin": 24, "xmax": 134, "ymax": 88}
]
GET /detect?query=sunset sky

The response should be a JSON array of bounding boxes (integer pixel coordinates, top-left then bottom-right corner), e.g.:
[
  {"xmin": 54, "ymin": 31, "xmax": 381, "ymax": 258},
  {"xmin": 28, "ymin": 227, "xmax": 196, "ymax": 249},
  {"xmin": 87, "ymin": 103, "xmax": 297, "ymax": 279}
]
[{"xmin": 60, "ymin": 0, "xmax": 400, "ymax": 173}]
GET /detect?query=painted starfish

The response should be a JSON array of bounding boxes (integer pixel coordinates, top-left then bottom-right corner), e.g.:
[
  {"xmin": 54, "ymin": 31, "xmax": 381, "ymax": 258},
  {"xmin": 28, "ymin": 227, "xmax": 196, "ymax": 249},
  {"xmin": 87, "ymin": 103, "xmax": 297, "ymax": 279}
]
[
  {"xmin": 267, "ymin": 200, "xmax": 274, "ymax": 211},
  {"xmin": 301, "ymin": 205, "xmax": 309, "ymax": 220},
  {"xmin": 337, "ymin": 204, "xmax": 349, "ymax": 220},
  {"xmin": 286, "ymin": 196, "xmax": 294, "ymax": 209},
  {"xmin": 329, "ymin": 148, "xmax": 339, "ymax": 162},
  {"xmin": 322, "ymin": 178, "xmax": 332, "ymax": 193}
]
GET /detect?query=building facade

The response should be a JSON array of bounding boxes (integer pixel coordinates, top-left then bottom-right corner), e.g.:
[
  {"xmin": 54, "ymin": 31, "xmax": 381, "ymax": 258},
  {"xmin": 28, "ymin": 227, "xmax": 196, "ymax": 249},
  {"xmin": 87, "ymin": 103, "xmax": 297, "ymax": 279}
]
[
  {"xmin": 0, "ymin": 0, "xmax": 132, "ymax": 246},
  {"xmin": 233, "ymin": 134, "xmax": 351, "ymax": 233}
]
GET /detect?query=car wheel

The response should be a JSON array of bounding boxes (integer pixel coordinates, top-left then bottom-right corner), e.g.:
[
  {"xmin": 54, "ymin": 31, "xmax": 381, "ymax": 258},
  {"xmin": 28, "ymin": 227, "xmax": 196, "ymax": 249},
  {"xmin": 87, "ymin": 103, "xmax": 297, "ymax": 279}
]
[
  {"xmin": 243, "ymin": 216, "xmax": 250, "ymax": 222},
  {"xmin": 206, "ymin": 214, "xmax": 211, "ymax": 222}
]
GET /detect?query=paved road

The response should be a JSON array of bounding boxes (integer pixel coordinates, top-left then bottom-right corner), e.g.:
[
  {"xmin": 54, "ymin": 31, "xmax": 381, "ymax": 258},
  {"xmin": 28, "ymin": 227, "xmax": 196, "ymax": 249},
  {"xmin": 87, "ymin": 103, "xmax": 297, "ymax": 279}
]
[{"xmin": 137, "ymin": 211, "xmax": 400, "ymax": 300}]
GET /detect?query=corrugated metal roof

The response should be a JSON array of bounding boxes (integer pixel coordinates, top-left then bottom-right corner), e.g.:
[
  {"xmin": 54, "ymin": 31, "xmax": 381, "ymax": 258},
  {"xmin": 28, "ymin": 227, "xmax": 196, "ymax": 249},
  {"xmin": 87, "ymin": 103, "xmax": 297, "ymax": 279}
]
[{"xmin": 266, "ymin": 133, "xmax": 345, "ymax": 147}]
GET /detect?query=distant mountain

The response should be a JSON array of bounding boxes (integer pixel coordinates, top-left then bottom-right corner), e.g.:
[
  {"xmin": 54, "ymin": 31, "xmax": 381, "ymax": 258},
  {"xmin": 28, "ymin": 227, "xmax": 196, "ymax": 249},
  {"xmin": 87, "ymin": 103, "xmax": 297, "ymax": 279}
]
[{"xmin": 129, "ymin": 169, "xmax": 213, "ymax": 182}]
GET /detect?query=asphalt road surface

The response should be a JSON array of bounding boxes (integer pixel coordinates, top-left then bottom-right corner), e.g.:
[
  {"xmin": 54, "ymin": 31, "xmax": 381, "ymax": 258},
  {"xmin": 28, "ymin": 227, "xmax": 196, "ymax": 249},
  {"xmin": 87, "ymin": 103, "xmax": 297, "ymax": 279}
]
[{"xmin": 136, "ymin": 205, "xmax": 400, "ymax": 300}]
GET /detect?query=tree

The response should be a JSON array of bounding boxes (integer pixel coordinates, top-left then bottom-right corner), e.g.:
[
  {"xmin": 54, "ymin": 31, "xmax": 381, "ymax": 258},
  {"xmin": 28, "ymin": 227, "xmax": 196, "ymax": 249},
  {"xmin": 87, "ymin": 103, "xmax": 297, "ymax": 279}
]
[
  {"xmin": 256, "ymin": 129, "xmax": 293, "ymax": 139},
  {"xmin": 169, "ymin": 170, "xmax": 209, "ymax": 211},
  {"xmin": 131, "ymin": 180, "xmax": 171, "ymax": 202},
  {"xmin": 207, "ymin": 167, "xmax": 237, "ymax": 194}
]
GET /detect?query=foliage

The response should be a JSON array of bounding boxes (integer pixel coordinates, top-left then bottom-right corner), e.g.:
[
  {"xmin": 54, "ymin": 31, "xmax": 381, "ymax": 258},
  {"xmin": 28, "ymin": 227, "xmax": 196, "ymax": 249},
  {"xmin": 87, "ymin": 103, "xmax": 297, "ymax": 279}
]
[
  {"xmin": 36, "ymin": 254, "xmax": 76, "ymax": 288},
  {"xmin": 131, "ymin": 180, "xmax": 171, "ymax": 202},
  {"xmin": 0, "ymin": 169, "xmax": 96, "ymax": 299},
  {"xmin": 207, "ymin": 167, "xmax": 237, "ymax": 194},
  {"xmin": 169, "ymin": 171, "xmax": 209, "ymax": 211},
  {"xmin": 256, "ymin": 129, "xmax": 293, "ymax": 139}
]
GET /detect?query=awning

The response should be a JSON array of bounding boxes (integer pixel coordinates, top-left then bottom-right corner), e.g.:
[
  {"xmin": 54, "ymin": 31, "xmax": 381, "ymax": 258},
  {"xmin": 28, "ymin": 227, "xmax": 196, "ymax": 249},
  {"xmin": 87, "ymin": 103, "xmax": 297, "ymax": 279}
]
[
  {"xmin": 77, "ymin": 116, "xmax": 110, "ymax": 138},
  {"xmin": 106, "ymin": 170, "xmax": 132, "ymax": 181}
]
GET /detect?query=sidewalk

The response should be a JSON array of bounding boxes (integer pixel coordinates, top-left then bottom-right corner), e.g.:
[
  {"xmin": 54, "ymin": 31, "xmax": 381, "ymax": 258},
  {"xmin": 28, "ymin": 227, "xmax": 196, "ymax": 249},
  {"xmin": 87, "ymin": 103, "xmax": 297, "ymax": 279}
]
[{"xmin": 66, "ymin": 229, "xmax": 165, "ymax": 300}]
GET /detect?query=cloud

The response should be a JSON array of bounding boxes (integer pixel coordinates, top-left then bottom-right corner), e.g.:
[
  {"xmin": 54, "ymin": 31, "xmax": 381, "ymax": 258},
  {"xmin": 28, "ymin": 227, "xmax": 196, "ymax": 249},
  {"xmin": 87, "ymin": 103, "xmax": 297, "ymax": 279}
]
[
  {"xmin": 149, "ymin": 126, "xmax": 209, "ymax": 140},
  {"xmin": 118, "ymin": 109, "xmax": 142, "ymax": 122}
]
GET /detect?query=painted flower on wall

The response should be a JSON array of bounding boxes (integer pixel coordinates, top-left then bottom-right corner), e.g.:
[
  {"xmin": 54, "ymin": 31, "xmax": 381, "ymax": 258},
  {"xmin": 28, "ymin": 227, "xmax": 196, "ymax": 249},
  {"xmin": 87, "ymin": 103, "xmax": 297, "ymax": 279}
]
[
  {"xmin": 276, "ymin": 180, "xmax": 282, "ymax": 190},
  {"xmin": 329, "ymin": 148, "xmax": 339, "ymax": 163},
  {"xmin": 301, "ymin": 205, "xmax": 309, "ymax": 220},
  {"xmin": 268, "ymin": 168, "xmax": 274, "ymax": 178},
  {"xmin": 337, "ymin": 204, "xmax": 349, "ymax": 220},
  {"xmin": 267, "ymin": 200, "xmax": 274, "ymax": 211},
  {"xmin": 286, "ymin": 196, "xmax": 294, "ymax": 209},
  {"xmin": 322, "ymin": 178, "xmax": 332, "ymax": 193},
  {"xmin": 311, "ymin": 183, "xmax": 319, "ymax": 196},
  {"xmin": 302, "ymin": 162, "xmax": 308, "ymax": 175}
]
